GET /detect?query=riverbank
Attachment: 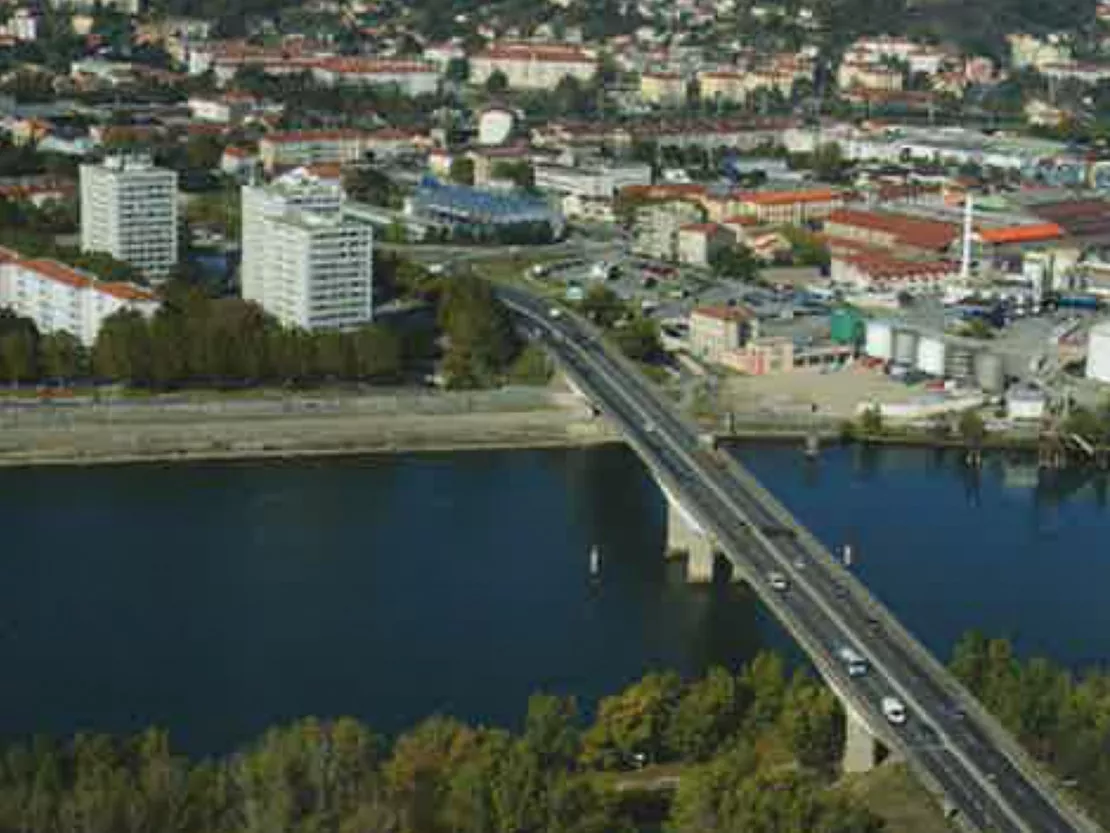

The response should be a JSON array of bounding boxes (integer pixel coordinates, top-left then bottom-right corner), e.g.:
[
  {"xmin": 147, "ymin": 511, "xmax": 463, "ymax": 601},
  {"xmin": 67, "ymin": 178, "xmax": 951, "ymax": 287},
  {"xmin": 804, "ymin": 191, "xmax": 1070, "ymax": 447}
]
[{"xmin": 0, "ymin": 388, "xmax": 620, "ymax": 468}]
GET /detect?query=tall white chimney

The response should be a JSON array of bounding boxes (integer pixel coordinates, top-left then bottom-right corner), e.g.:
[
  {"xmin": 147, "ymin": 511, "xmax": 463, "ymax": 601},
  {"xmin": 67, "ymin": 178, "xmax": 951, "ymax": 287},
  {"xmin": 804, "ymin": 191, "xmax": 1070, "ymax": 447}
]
[{"xmin": 960, "ymin": 192, "xmax": 974, "ymax": 279}]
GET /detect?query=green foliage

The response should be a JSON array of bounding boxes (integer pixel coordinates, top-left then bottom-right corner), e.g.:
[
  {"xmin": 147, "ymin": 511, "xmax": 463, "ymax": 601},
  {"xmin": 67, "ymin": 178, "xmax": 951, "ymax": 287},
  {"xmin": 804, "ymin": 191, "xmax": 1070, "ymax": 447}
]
[
  {"xmin": 485, "ymin": 69, "xmax": 509, "ymax": 95},
  {"xmin": 858, "ymin": 406, "xmax": 883, "ymax": 436},
  {"xmin": 343, "ymin": 167, "xmax": 404, "ymax": 209},
  {"xmin": 437, "ymin": 275, "xmax": 519, "ymax": 388},
  {"xmin": 490, "ymin": 159, "xmax": 534, "ymax": 189},
  {"xmin": 950, "ymin": 633, "xmax": 1110, "ymax": 822},
  {"xmin": 507, "ymin": 343, "xmax": 553, "ymax": 386},
  {"xmin": 449, "ymin": 156, "xmax": 475, "ymax": 186},
  {"xmin": 668, "ymin": 747, "xmax": 882, "ymax": 833},
  {"xmin": 610, "ymin": 317, "xmax": 663, "ymax": 363},
  {"xmin": 0, "ymin": 656, "xmax": 897, "ymax": 833},
  {"xmin": 709, "ymin": 245, "xmax": 760, "ymax": 281},
  {"xmin": 779, "ymin": 675, "xmax": 844, "ymax": 773},
  {"xmin": 958, "ymin": 409, "xmax": 987, "ymax": 446},
  {"xmin": 666, "ymin": 667, "xmax": 750, "ymax": 762},
  {"xmin": 578, "ymin": 284, "xmax": 625, "ymax": 328},
  {"xmin": 580, "ymin": 671, "xmax": 683, "ymax": 769}
]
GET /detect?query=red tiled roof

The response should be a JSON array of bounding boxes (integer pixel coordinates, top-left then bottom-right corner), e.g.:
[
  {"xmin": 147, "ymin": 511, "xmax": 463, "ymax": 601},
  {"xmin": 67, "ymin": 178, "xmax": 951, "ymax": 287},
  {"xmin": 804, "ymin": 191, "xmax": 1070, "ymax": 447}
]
[
  {"xmin": 314, "ymin": 57, "xmax": 437, "ymax": 74},
  {"xmin": 476, "ymin": 44, "xmax": 596, "ymax": 64},
  {"xmin": 21, "ymin": 259, "xmax": 91, "ymax": 289},
  {"xmin": 838, "ymin": 252, "xmax": 957, "ymax": 280},
  {"xmin": 826, "ymin": 208, "xmax": 958, "ymax": 250},
  {"xmin": 97, "ymin": 282, "xmax": 157, "ymax": 302},
  {"xmin": 977, "ymin": 222, "xmax": 1064, "ymax": 245},
  {"xmin": 740, "ymin": 188, "xmax": 841, "ymax": 206}
]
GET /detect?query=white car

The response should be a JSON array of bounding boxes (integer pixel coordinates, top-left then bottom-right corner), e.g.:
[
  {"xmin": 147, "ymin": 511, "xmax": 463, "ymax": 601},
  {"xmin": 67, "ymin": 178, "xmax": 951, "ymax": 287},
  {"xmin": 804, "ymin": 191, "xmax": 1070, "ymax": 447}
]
[
  {"xmin": 882, "ymin": 696, "xmax": 907, "ymax": 725},
  {"xmin": 768, "ymin": 572, "xmax": 789, "ymax": 591}
]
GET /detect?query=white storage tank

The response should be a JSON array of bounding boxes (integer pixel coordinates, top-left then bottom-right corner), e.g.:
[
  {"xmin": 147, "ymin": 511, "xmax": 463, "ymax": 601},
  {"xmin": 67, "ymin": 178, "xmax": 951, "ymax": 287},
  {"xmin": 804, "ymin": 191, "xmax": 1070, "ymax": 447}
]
[
  {"xmin": 892, "ymin": 328, "xmax": 918, "ymax": 365},
  {"xmin": 1086, "ymin": 320, "xmax": 1110, "ymax": 383},
  {"xmin": 865, "ymin": 320, "xmax": 894, "ymax": 360},
  {"xmin": 975, "ymin": 351, "xmax": 1005, "ymax": 393},
  {"xmin": 916, "ymin": 335, "xmax": 946, "ymax": 376}
]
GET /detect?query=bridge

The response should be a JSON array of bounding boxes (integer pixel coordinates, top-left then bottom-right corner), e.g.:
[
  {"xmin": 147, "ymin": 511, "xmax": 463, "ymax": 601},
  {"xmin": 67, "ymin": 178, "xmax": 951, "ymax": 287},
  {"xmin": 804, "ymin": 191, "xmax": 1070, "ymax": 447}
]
[{"xmin": 497, "ymin": 285, "xmax": 1101, "ymax": 833}]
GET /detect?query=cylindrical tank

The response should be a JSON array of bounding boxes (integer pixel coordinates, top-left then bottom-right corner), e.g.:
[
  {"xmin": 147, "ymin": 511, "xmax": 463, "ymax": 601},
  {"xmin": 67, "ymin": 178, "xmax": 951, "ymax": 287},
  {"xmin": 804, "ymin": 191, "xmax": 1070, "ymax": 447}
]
[
  {"xmin": 945, "ymin": 345, "xmax": 976, "ymax": 381},
  {"xmin": 974, "ymin": 351, "xmax": 1005, "ymax": 393},
  {"xmin": 892, "ymin": 328, "xmax": 918, "ymax": 366},
  {"xmin": 865, "ymin": 320, "xmax": 893, "ymax": 360},
  {"xmin": 916, "ymin": 335, "xmax": 946, "ymax": 376}
]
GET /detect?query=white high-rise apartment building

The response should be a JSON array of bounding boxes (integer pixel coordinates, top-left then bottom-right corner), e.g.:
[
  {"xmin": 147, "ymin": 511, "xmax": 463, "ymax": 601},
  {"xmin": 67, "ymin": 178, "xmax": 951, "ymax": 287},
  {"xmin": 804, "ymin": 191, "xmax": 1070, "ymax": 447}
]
[
  {"xmin": 240, "ymin": 168, "xmax": 373, "ymax": 331},
  {"xmin": 80, "ymin": 156, "xmax": 178, "ymax": 280}
]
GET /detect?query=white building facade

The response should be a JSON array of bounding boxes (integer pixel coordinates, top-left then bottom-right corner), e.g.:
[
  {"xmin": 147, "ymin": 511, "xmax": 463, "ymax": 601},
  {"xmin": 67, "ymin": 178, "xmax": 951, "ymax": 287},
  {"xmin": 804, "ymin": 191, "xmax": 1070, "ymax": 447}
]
[
  {"xmin": 0, "ymin": 254, "xmax": 159, "ymax": 346},
  {"xmin": 240, "ymin": 169, "xmax": 373, "ymax": 331},
  {"xmin": 79, "ymin": 156, "xmax": 178, "ymax": 280}
]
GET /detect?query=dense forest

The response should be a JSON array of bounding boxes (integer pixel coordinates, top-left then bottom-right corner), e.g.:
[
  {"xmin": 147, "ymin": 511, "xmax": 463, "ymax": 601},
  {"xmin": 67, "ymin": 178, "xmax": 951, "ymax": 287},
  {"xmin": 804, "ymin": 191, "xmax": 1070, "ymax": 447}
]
[
  {"xmin": 950, "ymin": 633, "xmax": 1110, "ymax": 826},
  {"xmin": 0, "ymin": 656, "xmax": 884, "ymax": 833}
]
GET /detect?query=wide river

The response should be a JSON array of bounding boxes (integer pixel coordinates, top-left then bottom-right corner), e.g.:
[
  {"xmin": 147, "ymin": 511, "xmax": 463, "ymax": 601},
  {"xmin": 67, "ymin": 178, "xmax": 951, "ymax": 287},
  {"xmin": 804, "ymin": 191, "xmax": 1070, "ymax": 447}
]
[{"xmin": 1, "ymin": 444, "xmax": 1107, "ymax": 756}]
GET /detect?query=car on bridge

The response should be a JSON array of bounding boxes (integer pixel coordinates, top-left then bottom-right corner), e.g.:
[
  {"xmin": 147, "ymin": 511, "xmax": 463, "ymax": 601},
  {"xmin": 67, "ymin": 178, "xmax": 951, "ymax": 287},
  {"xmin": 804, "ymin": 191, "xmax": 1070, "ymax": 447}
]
[
  {"xmin": 836, "ymin": 645, "xmax": 870, "ymax": 677},
  {"xmin": 882, "ymin": 696, "xmax": 908, "ymax": 725},
  {"xmin": 767, "ymin": 571, "xmax": 789, "ymax": 591}
]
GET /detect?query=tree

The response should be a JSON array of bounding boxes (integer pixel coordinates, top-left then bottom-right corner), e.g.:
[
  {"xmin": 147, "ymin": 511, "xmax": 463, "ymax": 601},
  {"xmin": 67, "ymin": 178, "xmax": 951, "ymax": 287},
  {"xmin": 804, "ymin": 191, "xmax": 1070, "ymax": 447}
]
[
  {"xmin": 0, "ymin": 311, "xmax": 39, "ymax": 385},
  {"xmin": 38, "ymin": 331, "xmax": 85, "ymax": 384},
  {"xmin": 579, "ymin": 285, "xmax": 626, "ymax": 329},
  {"xmin": 343, "ymin": 167, "xmax": 402, "ymax": 208},
  {"xmin": 812, "ymin": 141, "xmax": 847, "ymax": 182},
  {"xmin": 666, "ymin": 668, "xmax": 750, "ymax": 762},
  {"xmin": 958, "ymin": 409, "xmax": 987, "ymax": 446},
  {"xmin": 858, "ymin": 405, "xmax": 883, "ymax": 436},
  {"xmin": 709, "ymin": 245, "xmax": 760, "ymax": 281},
  {"xmin": 485, "ymin": 69, "xmax": 509, "ymax": 95},
  {"xmin": 580, "ymin": 671, "xmax": 682, "ymax": 768},
  {"xmin": 445, "ymin": 57, "xmax": 470, "ymax": 84},
  {"xmin": 609, "ymin": 317, "xmax": 663, "ymax": 363},
  {"xmin": 778, "ymin": 676, "xmax": 844, "ymax": 773},
  {"xmin": 449, "ymin": 157, "xmax": 475, "ymax": 186},
  {"xmin": 437, "ymin": 275, "xmax": 518, "ymax": 388}
]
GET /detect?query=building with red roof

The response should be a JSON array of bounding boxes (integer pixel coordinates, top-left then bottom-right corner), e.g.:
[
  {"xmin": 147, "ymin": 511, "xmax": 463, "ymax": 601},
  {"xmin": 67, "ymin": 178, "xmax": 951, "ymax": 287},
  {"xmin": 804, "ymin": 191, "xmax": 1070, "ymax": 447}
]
[
  {"xmin": 825, "ymin": 208, "xmax": 959, "ymax": 256},
  {"xmin": 0, "ymin": 255, "xmax": 158, "ymax": 346},
  {"xmin": 470, "ymin": 42, "xmax": 598, "ymax": 91}
]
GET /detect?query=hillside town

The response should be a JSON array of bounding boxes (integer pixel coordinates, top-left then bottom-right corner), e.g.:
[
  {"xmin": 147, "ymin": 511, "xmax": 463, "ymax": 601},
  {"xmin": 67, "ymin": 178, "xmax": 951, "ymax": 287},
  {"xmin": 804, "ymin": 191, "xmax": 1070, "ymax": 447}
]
[{"xmin": 0, "ymin": 0, "xmax": 1109, "ymax": 436}]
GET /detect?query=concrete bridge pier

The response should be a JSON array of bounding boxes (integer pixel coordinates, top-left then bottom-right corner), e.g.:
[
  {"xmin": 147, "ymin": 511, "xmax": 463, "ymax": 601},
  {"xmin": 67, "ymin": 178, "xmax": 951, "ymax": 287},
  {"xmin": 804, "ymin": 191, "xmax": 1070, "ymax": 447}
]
[
  {"xmin": 665, "ymin": 497, "xmax": 716, "ymax": 583},
  {"xmin": 841, "ymin": 702, "xmax": 886, "ymax": 774}
]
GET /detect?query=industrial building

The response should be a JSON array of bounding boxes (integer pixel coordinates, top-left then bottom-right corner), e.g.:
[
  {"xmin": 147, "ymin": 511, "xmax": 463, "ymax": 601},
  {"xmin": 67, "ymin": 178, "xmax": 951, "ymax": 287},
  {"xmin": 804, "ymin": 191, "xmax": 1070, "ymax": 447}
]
[{"xmin": 79, "ymin": 155, "xmax": 178, "ymax": 280}]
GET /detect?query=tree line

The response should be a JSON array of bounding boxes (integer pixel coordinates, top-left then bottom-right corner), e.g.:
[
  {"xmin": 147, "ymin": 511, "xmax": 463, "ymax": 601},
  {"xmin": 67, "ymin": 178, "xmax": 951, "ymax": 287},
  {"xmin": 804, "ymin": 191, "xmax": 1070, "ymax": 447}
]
[
  {"xmin": 0, "ymin": 655, "xmax": 885, "ymax": 833},
  {"xmin": 0, "ymin": 285, "xmax": 407, "ymax": 388},
  {"xmin": 950, "ymin": 632, "xmax": 1110, "ymax": 825}
]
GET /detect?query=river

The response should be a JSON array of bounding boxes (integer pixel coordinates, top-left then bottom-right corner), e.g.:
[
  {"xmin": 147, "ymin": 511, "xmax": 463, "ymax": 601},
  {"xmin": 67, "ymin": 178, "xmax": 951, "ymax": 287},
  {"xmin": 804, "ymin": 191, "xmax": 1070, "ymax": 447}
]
[{"xmin": 0, "ymin": 444, "xmax": 1107, "ymax": 756}]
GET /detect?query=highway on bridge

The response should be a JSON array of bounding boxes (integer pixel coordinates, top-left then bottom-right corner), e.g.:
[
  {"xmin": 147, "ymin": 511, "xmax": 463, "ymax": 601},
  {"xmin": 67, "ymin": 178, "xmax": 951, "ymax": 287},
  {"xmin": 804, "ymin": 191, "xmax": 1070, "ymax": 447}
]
[{"xmin": 497, "ymin": 285, "xmax": 1100, "ymax": 833}]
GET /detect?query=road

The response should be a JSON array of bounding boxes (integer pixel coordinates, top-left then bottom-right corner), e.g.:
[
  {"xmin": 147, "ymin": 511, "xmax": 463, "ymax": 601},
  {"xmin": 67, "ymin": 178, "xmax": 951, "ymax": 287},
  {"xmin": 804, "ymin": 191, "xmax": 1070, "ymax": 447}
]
[{"xmin": 497, "ymin": 285, "xmax": 1100, "ymax": 833}]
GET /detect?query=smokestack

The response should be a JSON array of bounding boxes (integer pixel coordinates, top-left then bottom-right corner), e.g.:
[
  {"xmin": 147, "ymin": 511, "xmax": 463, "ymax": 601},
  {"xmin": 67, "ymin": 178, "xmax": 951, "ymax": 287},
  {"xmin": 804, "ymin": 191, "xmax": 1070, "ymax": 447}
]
[{"xmin": 960, "ymin": 192, "xmax": 974, "ymax": 279}]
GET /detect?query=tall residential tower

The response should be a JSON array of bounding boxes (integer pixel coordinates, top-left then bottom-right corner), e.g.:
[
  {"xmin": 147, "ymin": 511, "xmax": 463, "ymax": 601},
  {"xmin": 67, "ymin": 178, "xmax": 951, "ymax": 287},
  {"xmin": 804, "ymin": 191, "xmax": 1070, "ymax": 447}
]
[
  {"xmin": 80, "ymin": 156, "xmax": 178, "ymax": 280},
  {"xmin": 240, "ymin": 168, "xmax": 373, "ymax": 331}
]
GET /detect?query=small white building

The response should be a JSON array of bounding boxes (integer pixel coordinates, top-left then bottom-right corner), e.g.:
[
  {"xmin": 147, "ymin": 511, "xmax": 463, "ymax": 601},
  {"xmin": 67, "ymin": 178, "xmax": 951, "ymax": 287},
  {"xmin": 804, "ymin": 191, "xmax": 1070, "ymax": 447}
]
[{"xmin": 1006, "ymin": 386, "xmax": 1047, "ymax": 421}]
